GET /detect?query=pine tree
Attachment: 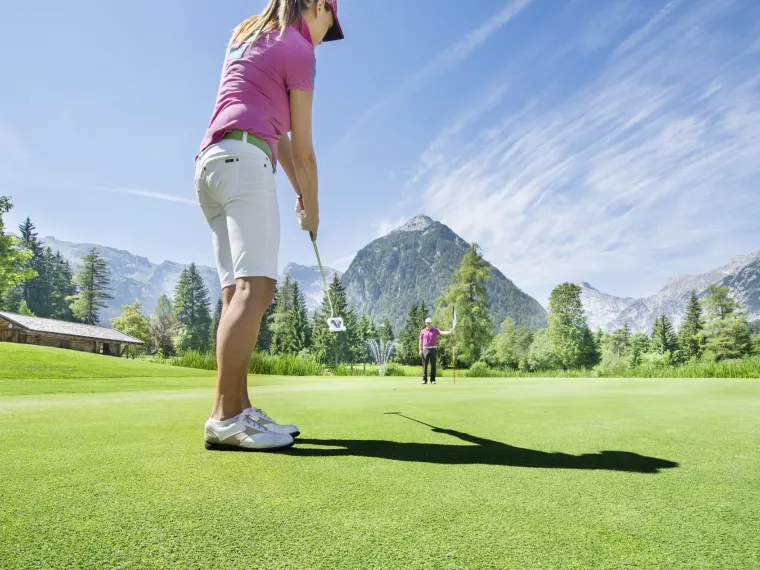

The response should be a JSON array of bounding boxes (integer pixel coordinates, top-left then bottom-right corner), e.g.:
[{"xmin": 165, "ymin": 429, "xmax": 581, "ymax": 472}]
[
  {"xmin": 173, "ymin": 263, "xmax": 212, "ymax": 353},
  {"xmin": 209, "ymin": 298, "xmax": 223, "ymax": 352},
  {"xmin": 611, "ymin": 325, "xmax": 630, "ymax": 358},
  {"xmin": 43, "ymin": 249, "xmax": 76, "ymax": 321},
  {"xmin": 17, "ymin": 300, "xmax": 34, "ymax": 316},
  {"xmin": 629, "ymin": 333, "xmax": 650, "ymax": 356},
  {"xmin": 311, "ymin": 276, "xmax": 356, "ymax": 366},
  {"xmin": 677, "ymin": 291, "xmax": 704, "ymax": 361},
  {"xmin": 291, "ymin": 281, "xmax": 311, "ymax": 353},
  {"xmin": 379, "ymin": 317, "xmax": 394, "ymax": 343},
  {"xmin": 357, "ymin": 313, "xmax": 374, "ymax": 362},
  {"xmin": 256, "ymin": 286, "xmax": 277, "ymax": 353},
  {"xmin": 270, "ymin": 276, "xmax": 295, "ymax": 354},
  {"xmin": 0, "ymin": 197, "xmax": 36, "ymax": 301},
  {"xmin": 699, "ymin": 285, "xmax": 751, "ymax": 360},
  {"xmin": 18, "ymin": 217, "xmax": 45, "ymax": 314},
  {"xmin": 650, "ymin": 314, "xmax": 678, "ymax": 356},
  {"xmin": 111, "ymin": 301, "xmax": 151, "ymax": 358},
  {"xmin": 69, "ymin": 247, "xmax": 113, "ymax": 325},
  {"xmin": 434, "ymin": 244, "xmax": 493, "ymax": 366},
  {"xmin": 150, "ymin": 294, "xmax": 176, "ymax": 356},
  {"xmin": 547, "ymin": 282, "xmax": 593, "ymax": 369},
  {"xmin": 398, "ymin": 303, "xmax": 422, "ymax": 365}
]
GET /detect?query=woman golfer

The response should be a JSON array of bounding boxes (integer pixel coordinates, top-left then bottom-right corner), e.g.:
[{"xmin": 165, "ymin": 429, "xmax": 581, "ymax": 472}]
[{"xmin": 196, "ymin": 0, "xmax": 344, "ymax": 451}]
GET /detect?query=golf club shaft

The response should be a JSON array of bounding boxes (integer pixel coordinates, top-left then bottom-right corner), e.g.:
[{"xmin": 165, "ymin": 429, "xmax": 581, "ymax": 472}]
[
  {"xmin": 298, "ymin": 194, "xmax": 336, "ymax": 318},
  {"xmin": 312, "ymin": 239, "xmax": 336, "ymax": 318}
]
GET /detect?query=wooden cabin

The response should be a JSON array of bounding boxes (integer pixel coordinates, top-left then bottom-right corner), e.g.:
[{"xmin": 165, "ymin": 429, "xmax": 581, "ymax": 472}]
[{"xmin": 0, "ymin": 312, "xmax": 143, "ymax": 356}]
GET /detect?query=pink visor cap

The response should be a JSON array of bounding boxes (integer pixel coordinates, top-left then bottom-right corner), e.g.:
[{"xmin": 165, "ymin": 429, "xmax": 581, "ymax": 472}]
[{"xmin": 323, "ymin": 0, "xmax": 345, "ymax": 42}]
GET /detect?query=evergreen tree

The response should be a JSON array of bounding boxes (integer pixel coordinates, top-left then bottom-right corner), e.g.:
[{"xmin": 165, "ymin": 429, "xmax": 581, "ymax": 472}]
[
  {"xmin": 699, "ymin": 285, "xmax": 751, "ymax": 360},
  {"xmin": 17, "ymin": 218, "xmax": 45, "ymax": 315},
  {"xmin": 398, "ymin": 303, "xmax": 422, "ymax": 365},
  {"xmin": 0, "ymin": 196, "xmax": 36, "ymax": 301},
  {"xmin": 150, "ymin": 294, "xmax": 176, "ymax": 356},
  {"xmin": 17, "ymin": 300, "xmax": 34, "ymax": 316},
  {"xmin": 357, "ymin": 313, "xmax": 374, "ymax": 363},
  {"xmin": 69, "ymin": 247, "xmax": 113, "ymax": 325},
  {"xmin": 209, "ymin": 298, "xmax": 223, "ymax": 352},
  {"xmin": 650, "ymin": 314, "xmax": 678, "ymax": 356},
  {"xmin": 579, "ymin": 325, "xmax": 601, "ymax": 367},
  {"xmin": 270, "ymin": 276, "xmax": 295, "ymax": 354},
  {"xmin": 677, "ymin": 291, "xmax": 704, "ymax": 361},
  {"xmin": 379, "ymin": 317, "xmax": 394, "ymax": 343},
  {"xmin": 291, "ymin": 281, "xmax": 311, "ymax": 353},
  {"xmin": 111, "ymin": 301, "xmax": 151, "ymax": 358},
  {"xmin": 611, "ymin": 325, "xmax": 630, "ymax": 358},
  {"xmin": 434, "ymin": 244, "xmax": 493, "ymax": 366},
  {"xmin": 256, "ymin": 286, "xmax": 277, "ymax": 353},
  {"xmin": 312, "ymin": 276, "xmax": 357, "ymax": 366},
  {"xmin": 173, "ymin": 263, "xmax": 212, "ymax": 353},
  {"xmin": 629, "ymin": 333, "xmax": 650, "ymax": 356},
  {"xmin": 45, "ymin": 250, "xmax": 76, "ymax": 321},
  {"xmin": 547, "ymin": 282, "xmax": 593, "ymax": 369}
]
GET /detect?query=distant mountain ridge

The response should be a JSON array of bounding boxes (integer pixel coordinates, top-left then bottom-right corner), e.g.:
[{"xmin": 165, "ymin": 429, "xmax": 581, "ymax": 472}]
[
  {"xmin": 580, "ymin": 249, "xmax": 760, "ymax": 333},
  {"xmin": 42, "ymin": 237, "xmax": 222, "ymax": 325},
  {"xmin": 339, "ymin": 215, "xmax": 548, "ymax": 333},
  {"xmin": 279, "ymin": 262, "xmax": 341, "ymax": 313}
]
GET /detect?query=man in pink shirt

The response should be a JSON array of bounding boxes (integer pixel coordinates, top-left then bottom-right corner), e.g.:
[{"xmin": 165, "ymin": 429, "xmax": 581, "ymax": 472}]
[{"xmin": 419, "ymin": 317, "xmax": 452, "ymax": 385}]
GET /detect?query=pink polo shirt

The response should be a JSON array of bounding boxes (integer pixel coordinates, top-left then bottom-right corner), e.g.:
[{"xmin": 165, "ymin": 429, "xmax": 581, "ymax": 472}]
[
  {"xmin": 199, "ymin": 20, "xmax": 316, "ymax": 165},
  {"xmin": 420, "ymin": 328, "xmax": 441, "ymax": 348}
]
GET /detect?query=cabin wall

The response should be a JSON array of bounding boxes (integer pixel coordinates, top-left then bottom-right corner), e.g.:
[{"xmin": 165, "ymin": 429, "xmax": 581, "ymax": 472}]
[{"xmin": 0, "ymin": 321, "xmax": 130, "ymax": 355}]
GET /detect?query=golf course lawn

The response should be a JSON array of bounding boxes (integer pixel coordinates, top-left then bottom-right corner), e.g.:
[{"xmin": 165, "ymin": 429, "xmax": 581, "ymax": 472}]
[{"xmin": 1, "ymin": 345, "xmax": 758, "ymax": 569}]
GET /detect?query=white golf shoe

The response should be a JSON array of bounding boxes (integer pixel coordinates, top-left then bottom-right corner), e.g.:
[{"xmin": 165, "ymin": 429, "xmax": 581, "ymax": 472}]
[
  {"xmin": 245, "ymin": 407, "xmax": 301, "ymax": 438},
  {"xmin": 204, "ymin": 410, "xmax": 294, "ymax": 451}
]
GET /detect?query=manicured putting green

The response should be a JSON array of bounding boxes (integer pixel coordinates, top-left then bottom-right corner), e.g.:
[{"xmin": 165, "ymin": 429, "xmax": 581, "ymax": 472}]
[{"xmin": 1, "ymin": 345, "xmax": 758, "ymax": 568}]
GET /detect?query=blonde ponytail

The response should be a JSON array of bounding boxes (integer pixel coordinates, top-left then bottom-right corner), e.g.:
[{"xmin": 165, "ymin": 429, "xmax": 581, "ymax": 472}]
[{"xmin": 230, "ymin": 0, "xmax": 316, "ymax": 48}]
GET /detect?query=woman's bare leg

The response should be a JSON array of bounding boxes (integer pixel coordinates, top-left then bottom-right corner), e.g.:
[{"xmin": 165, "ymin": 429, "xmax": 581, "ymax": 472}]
[
  {"xmin": 211, "ymin": 277, "xmax": 275, "ymax": 421},
  {"xmin": 218, "ymin": 285, "xmax": 253, "ymax": 410}
]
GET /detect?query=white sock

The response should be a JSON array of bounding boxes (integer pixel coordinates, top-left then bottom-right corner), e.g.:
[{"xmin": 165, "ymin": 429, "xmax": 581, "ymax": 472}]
[{"xmin": 210, "ymin": 414, "xmax": 241, "ymax": 427}]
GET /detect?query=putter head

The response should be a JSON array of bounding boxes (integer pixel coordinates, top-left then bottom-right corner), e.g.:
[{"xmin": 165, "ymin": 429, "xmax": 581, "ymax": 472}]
[{"xmin": 327, "ymin": 317, "xmax": 346, "ymax": 333}]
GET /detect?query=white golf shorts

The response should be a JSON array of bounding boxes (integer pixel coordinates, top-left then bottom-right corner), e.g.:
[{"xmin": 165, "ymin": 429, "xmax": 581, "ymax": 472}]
[{"xmin": 195, "ymin": 139, "xmax": 279, "ymax": 288}]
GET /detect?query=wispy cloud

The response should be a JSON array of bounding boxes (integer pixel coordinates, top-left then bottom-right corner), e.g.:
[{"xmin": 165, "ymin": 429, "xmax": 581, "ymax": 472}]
[
  {"xmin": 408, "ymin": 0, "xmax": 760, "ymax": 301},
  {"xmin": 97, "ymin": 187, "xmax": 196, "ymax": 205},
  {"xmin": 331, "ymin": 0, "xmax": 536, "ymax": 152},
  {"xmin": 373, "ymin": 216, "xmax": 407, "ymax": 238},
  {"xmin": 327, "ymin": 252, "xmax": 357, "ymax": 271}
]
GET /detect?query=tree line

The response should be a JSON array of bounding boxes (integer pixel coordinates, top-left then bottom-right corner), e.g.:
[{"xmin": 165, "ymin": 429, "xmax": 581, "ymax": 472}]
[{"xmin": 3, "ymin": 196, "xmax": 757, "ymax": 371}]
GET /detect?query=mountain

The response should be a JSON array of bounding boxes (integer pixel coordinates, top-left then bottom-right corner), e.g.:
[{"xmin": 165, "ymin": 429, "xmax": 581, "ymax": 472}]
[
  {"xmin": 340, "ymin": 215, "xmax": 548, "ymax": 333},
  {"xmin": 279, "ymin": 262, "xmax": 341, "ymax": 312},
  {"xmin": 42, "ymin": 237, "xmax": 221, "ymax": 325},
  {"xmin": 580, "ymin": 283, "xmax": 637, "ymax": 332},
  {"xmin": 579, "ymin": 249, "xmax": 760, "ymax": 333}
]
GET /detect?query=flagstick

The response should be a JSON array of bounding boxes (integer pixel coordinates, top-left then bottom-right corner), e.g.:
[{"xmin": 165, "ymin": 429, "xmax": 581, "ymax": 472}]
[{"xmin": 452, "ymin": 306, "xmax": 456, "ymax": 386}]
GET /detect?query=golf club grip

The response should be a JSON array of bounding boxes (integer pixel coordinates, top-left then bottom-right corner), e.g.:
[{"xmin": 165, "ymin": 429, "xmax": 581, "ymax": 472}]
[{"xmin": 297, "ymin": 195, "xmax": 315, "ymax": 242}]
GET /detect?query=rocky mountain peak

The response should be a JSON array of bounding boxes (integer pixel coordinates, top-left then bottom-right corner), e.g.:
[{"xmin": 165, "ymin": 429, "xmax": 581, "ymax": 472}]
[{"xmin": 391, "ymin": 215, "xmax": 434, "ymax": 234}]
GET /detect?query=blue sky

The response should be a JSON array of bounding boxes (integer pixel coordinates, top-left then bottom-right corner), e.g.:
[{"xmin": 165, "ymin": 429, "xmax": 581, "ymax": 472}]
[{"xmin": 3, "ymin": 0, "xmax": 759, "ymax": 304}]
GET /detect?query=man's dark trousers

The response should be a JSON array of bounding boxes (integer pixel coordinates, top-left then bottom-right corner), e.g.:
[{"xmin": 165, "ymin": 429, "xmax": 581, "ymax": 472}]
[{"xmin": 422, "ymin": 347, "xmax": 437, "ymax": 383}]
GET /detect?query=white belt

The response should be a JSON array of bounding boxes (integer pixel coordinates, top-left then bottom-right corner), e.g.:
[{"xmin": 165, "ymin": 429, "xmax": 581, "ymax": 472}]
[{"xmin": 423, "ymin": 345, "xmax": 437, "ymax": 349}]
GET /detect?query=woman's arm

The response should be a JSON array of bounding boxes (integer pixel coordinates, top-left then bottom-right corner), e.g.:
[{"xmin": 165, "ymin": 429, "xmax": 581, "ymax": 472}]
[
  {"xmin": 289, "ymin": 89, "xmax": 319, "ymax": 239},
  {"xmin": 278, "ymin": 134, "xmax": 301, "ymax": 195}
]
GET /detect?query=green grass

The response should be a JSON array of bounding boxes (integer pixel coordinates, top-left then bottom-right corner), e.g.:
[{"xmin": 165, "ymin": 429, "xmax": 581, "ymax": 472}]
[{"xmin": 1, "ymin": 344, "xmax": 759, "ymax": 568}]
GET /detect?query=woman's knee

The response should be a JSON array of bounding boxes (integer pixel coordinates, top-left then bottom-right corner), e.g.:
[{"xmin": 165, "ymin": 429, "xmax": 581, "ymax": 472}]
[{"xmin": 234, "ymin": 277, "xmax": 275, "ymax": 310}]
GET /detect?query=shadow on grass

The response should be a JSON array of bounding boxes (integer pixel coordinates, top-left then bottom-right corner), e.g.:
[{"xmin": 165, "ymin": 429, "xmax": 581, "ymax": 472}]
[{"xmin": 285, "ymin": 413, "xmax": 679, "ymax": 474}]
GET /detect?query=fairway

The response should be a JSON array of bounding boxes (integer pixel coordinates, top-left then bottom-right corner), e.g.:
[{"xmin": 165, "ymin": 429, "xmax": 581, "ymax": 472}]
[{"xmin": 1, "ymin": 349, "xmax": 759, "ymax": 568}]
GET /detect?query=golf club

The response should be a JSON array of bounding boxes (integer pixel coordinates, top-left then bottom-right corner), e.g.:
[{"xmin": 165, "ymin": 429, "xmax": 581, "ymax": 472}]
[{"xmin": 297, "ymin": 195, "xmax": 345, "ymax": 333}]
